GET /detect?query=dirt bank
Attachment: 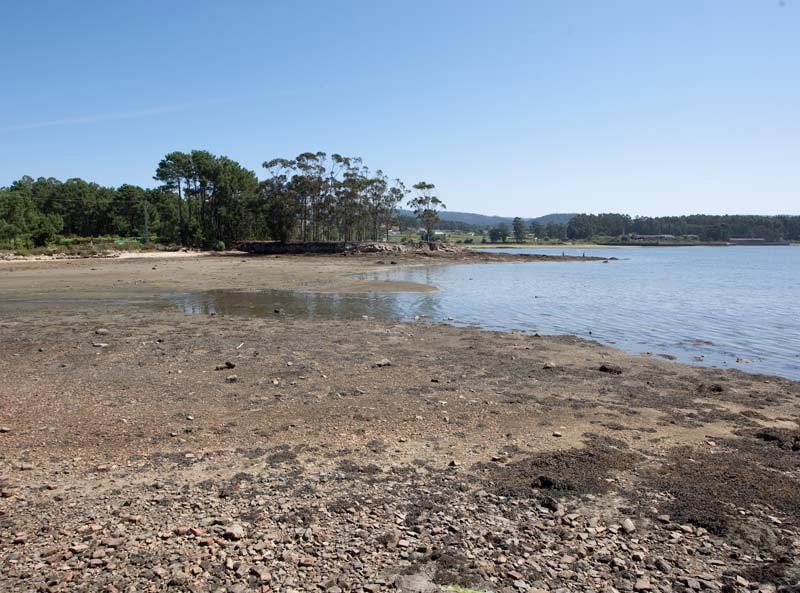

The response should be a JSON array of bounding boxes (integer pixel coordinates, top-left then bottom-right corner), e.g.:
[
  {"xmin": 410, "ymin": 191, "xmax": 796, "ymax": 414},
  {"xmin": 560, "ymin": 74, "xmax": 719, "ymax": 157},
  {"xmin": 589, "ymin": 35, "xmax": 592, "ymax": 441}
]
[{"xmin": 0, "ymin": 255, "xmax": 798, "ymax": 592}]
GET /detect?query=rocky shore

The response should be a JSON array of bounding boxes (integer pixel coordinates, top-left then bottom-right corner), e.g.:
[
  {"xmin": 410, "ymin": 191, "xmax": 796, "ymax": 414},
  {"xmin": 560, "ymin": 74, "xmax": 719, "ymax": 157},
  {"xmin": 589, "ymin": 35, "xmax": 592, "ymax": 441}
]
[{"xmin": 0, "ymin": 255, "xmax": 798, "ymax": 593}]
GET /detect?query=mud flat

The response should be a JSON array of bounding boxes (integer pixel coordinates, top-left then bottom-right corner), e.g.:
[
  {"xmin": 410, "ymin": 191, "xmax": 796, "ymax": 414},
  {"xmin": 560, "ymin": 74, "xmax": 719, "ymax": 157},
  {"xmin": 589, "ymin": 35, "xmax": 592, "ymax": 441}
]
[{"xmin": 0, "ymin": 254, "xmax": 798, "ymax": 592}]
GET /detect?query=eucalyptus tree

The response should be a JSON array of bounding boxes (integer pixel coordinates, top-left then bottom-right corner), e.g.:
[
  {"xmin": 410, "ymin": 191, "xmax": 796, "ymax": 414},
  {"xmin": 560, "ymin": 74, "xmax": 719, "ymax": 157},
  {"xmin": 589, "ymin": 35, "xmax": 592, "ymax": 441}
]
[
  {"xmin": 333, "ymin": 157, "xmax": 366, "ymax": 241},
  {"xmin": 382, "ymin": 179, "xmax": 409, "ymax": 240},
  {"xmin": 408, "ymin": 182, "xmax": 445, "ymax": 241}
]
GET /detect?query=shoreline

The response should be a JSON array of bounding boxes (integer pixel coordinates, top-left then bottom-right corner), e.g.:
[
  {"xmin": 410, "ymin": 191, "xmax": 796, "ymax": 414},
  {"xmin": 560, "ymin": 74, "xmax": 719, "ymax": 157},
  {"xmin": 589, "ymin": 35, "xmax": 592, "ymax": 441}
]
[{"xmin": 1, "ymin": 255, "xmax": 799, "ymax": 592}]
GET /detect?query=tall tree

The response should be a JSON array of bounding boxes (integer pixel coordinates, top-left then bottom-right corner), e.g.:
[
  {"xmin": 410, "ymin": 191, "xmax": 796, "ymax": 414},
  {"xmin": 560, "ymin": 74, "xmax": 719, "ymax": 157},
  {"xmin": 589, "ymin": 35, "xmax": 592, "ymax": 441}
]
[
  {"xmin": 408, "ymin": 182, "xmax": 445, "ymax": 241},
  {"xmin": 512, "ymin": 217, "xmax": 527, "ymax": 243}
]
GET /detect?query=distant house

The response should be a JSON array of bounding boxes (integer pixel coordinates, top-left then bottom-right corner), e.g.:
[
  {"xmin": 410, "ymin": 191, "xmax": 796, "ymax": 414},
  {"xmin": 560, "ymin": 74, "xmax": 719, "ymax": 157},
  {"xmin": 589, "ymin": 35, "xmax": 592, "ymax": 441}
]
[{"xmin": 633, "ymin": 234, "xmax": 675, "ymax": 240}]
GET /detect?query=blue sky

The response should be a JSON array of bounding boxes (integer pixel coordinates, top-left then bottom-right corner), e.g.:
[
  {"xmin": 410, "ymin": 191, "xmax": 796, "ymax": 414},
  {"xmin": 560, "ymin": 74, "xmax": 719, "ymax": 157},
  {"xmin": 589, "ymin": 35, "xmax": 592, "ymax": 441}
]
[{"xmin": 1, "ymin": 0, "xmax": 797, "ymax": 217}]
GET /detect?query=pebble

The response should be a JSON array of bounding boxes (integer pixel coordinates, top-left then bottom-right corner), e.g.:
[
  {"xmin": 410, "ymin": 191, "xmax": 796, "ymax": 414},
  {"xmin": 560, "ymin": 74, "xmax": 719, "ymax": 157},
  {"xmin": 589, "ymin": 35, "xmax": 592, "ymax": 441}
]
[{"xmin": 224, "ymin": 523, "xmax": 246, "ymax": 540}]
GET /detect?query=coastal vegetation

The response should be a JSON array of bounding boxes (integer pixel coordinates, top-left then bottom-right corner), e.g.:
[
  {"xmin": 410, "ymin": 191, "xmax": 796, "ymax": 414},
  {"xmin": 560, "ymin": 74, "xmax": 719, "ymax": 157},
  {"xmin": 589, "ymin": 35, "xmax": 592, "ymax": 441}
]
[
  {"xmin": 480, "ymin": 214, "xmax": 800, "ymax": 244},
  {"xmin": 1, "ymin": 151, "xmax": 799, "ymax": 251},
  {"xmin": 0, "ymin": 150, "xmax": 442, "ymax": 250}
]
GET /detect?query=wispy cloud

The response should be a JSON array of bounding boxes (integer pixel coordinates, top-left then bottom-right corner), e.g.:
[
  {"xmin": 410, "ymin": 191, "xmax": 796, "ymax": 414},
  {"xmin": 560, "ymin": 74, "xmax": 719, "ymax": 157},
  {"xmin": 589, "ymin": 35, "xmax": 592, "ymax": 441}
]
[{"xmin": 1, "ymin": 98, "xmax": 228, "ymax": 132}]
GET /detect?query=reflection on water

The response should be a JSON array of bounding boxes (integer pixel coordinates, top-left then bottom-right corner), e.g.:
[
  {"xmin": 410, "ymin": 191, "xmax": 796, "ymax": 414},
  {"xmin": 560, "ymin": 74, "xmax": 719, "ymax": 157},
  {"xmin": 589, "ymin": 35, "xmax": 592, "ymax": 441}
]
[
  {"xmin": 166, "ymin": 246, "xmax": 800, "ymax": 381},
  {"xmin": 166, "ymin": 289, "xmax": 442, "ymax": 322}
]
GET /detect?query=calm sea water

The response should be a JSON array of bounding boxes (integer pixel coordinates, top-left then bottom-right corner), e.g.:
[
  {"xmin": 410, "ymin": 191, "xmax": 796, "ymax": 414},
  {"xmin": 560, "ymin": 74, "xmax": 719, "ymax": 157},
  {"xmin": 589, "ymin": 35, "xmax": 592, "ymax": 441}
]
[
  {"xmin": 168, "ymin": 246, "xmax": 800, "ymax": 380},
  {"xmin": 361, "ymin": 246, "xmax": 800, "ymax": 380}
]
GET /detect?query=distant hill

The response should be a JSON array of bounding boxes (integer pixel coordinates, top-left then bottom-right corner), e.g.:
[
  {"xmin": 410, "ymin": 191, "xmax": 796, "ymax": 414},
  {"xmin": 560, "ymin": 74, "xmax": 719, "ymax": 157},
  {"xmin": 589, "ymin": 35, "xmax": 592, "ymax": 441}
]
[{"xmin": 398, "ymin": 210, "xmax": 576, "ymax": 228}]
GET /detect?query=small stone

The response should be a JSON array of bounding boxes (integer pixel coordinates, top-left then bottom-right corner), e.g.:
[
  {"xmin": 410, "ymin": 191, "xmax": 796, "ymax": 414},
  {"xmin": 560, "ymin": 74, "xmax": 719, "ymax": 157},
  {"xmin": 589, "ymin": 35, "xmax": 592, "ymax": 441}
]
[
  {"xmin": 621, "ymin": 518, "xmax": 636, "ymax": 534},
  {"xmin": 373, "ymin": 358, "xmax": 392, "ymax": 368},
  {"xmin": 251, "ymin": 566, "xmax": 272, "ymax": 582},
  {"xmin": 552, "ymin": 431, "xmax": 563, "ymax": 437},
  {"xmin": 297, "ymin": 556, "xmax": 316, "ymax": 567},
  {"xmin": 599, "ymin": 363, "xmax": 623, "ymax": 375},
  {"xmin": 0, "ymin": 426, "xmax": 11, "ymax": 433},
  {"xmin": 95, "ymin": 328, "xmax": 109, "ymax": 335},
  {"xmin": 92, "ymin": 342, "xmax": 109, "ymax": 348},
  {"xmin": 215, "ymin": 361, "xmax": 236, "ymax": 370},
  {"xmin": 634, "ymin": 578, "xmax": 652, "ymax": 591},
  {"xmin": 224, "ymin": 523, "xmax": 246, "ymax": 541},
  {"xmin": 225, "ymin": 375, "xmax": 239, "ymax": 383}
]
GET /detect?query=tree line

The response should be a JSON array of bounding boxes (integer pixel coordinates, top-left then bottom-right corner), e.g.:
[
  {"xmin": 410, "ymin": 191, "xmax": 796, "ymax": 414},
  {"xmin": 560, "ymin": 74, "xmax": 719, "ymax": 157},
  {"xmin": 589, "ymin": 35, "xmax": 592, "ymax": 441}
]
[
  {"xmin": 562, "ymin": 213, "xmax": 800, "ymax": 242},
  {"xmin": 487, "ymin": 213, "xmax": 800, "ymax": 243},
  {"xmin": 0, "ymin": 150, "xmax": 446, "ymax": 249}
]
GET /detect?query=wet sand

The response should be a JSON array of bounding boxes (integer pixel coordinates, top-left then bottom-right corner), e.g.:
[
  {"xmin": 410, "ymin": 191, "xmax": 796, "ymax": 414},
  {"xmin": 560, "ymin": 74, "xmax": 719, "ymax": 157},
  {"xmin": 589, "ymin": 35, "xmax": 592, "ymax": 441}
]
[{"xmin": 0, "ymin": 253, "xmax": 798, "ymax": 592}]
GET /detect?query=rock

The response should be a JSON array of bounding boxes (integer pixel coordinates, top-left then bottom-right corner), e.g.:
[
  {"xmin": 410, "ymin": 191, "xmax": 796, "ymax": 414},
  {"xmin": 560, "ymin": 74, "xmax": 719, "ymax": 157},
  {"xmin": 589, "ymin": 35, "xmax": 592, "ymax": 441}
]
[
  {"xmin": 250, "ymin": 566, "xmax": 272, "ymax": 582},
  {"xmin": 552, "ymin": 431, "xmax": 563, "ymax": 437},
  {"xmin": 169, "ymin": 571, "xmax": 190, "ymax": 586},
  {"xmin": 655, "ymin": 558, "xmax": 671, "ymax": 573},
  {"xmin": 373, "ymin": 358, "xmax": 393, "ymax": 368},
  {"xmin": 0, "ymin": 426, "xmax": 10, "ymax": 433},
  {"xmin": 225, "ymin": 375, "xmax": 239, "ymax": 383},
  {"xmin": 95, "ymin": 328, "xmax": 109, "ymax": 335},
  {"xmin": 224, "ymin": 523, "xmax": 246, "ymax": 540},
  {"xmin": 621, "ymin": 518, "xmax": 636, "ymax": 533},
  {"xmin": 215, "ymin": 361, "xmax": 235, "ymax": 370},
  {"xmin": 152, "ymin": 566, "xmax": 169, "ymax": 579},
  {"xmin": 92, "ymin": 342, "xmax": 110, "ymax": 348},
  {"xmin": 634, "ymin": 578, "xmax": 653, "ymax": 591},
  {"xmin": 599, "ymin": 363, "xmax": 623, "ymax": 375},
  {"xmin": 543, "ymin": 362, "xmax": 557, "ymax": 369}
]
